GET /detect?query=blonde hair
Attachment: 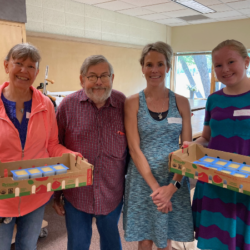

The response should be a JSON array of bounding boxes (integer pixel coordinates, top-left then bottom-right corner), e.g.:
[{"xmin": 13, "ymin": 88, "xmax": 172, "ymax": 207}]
[
  {"xmin": 140, "ymin": 41, "xmax": 173, "ymax": 69},
  {"xmin": 212, "ymin": 40, "xmax": 248, "ymax": 59}
]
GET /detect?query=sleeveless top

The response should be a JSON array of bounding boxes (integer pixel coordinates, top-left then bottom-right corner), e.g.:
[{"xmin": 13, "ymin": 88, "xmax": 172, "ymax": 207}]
[{"xmin": 123, "ymin": 89, "xmax": 194, "ymax": 248}]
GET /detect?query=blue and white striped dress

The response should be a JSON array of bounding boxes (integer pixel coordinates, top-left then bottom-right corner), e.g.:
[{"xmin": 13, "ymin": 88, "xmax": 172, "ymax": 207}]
[{"xmin": 123, "ymin": 90, "xmax": 194, "ymax": 248}]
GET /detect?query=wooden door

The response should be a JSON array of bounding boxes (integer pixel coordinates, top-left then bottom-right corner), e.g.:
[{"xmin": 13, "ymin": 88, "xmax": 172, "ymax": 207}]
[{"xmin": 0, "ymin": 20, "xmax": 26, "ymax": 84}]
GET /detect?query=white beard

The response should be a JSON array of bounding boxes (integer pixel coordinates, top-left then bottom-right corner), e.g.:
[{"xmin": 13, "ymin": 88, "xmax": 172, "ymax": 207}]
[{"xmin": 85, "ymin": 86, "xmax": 112, "ymax": 105}]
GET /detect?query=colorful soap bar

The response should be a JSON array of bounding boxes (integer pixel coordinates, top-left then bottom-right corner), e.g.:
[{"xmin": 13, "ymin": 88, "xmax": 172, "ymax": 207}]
[
  {"xmin": 11, "ymin": 169, "xmax": 29, "ymax": 180},
  {"xmin": 199, "ymin": 156, "xmax": 217, "ymax": 164},
  {"xmin": 38, "ymin": 166, "xmax": 55, "ymax": 177},
  {"xmin": 238, "ymin": 165, "xmax": 250, "ymax": 173},
  {"xmin": 226, "ymin": 162, "xmax": 242, "ymax": 170},
  {"xmin": 221, "ymin": 170, "xmax": 232, "ymax": 174},
  {"xmin": 232, "ymin": 173, "xmax": 248, "ymax": 178},
  {"xmin": 214, "ymin": 159, "xmax": 228, "ymax": 166},
  {"xmin": 51, "ymin": 164, "xmax": 68, "ymax": 175},
  {"xmin": 26, "ymin": 168, "xmax": 43, "ymax": 178}
]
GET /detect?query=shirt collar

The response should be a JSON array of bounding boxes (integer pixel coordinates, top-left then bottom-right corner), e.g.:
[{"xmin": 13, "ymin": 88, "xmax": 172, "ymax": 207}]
[{"xmin": 79, "ymin": 89, "xmax": 117, "ymax": 108}]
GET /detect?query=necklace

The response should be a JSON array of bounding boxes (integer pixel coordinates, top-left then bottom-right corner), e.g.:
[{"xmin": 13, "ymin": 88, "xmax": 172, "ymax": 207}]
[
  {"xmin": 20, "ymin": 108, "xmax": 24, "ymax": 113},
  {"xmin": 153, "ymin": 89, "xmax": 167, "ymax": 120}
]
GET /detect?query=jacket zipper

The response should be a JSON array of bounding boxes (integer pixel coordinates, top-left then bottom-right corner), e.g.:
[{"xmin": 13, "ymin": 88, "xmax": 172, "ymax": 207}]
[{"xmin": 17, "ymin": 110, "xmax": 46, "ymax": 216}]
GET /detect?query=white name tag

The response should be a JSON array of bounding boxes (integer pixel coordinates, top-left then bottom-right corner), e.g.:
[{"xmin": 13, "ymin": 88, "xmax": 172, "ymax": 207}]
[
  {"xmin": 26, "ymin": 112, "xmax": 31, "ymax": 119},
  {"xmin": 168, "ymin": 117, "xmax": 182, "ymax": 124},
  {"xmin": 233, "ymin": 110, "xmax": 250, "ymax": 116}
]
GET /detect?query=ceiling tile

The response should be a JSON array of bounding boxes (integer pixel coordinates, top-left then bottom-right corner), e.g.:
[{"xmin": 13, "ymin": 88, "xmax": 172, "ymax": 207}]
[
  {"xmin": 162, "ymin": 8, "xmax": 199, "ymax": 18},
  {"xmin": 137, "ymin": 13, "xmax": 168, "ymax": 20},
  {"xmin": 205, "ymin": 10, "xmax": 242, "ymax": 18},
  {"xmin": 220, "ymin": 0, "xmax": 245, "ymax": 3},
  {"xmin": 238, "ymin": 7, "xmax": 250, "ymax": 14},
  {"xmin": 118, "ymin": 7, "xmax": 153, "ymax": 16},
  {"xmin": 169, "ymin": 22, "xmax": 189, "ymax": 26},
  {"xmin": 196, "ymin": 0, "xmax": 221, "ymax": 5},
  {"xmin": 208, "ymin": 4, "xmax": 233, "ymax": 12},
  {"xmin": 188, "ymin": 19, "xmax": 216, "ymax": 24},
  {"xmin": 227, "ymin": 0, "xmax": 250, "ymax": 9},
  {"xmin": 120, "ymin": 0, "xmax": 171, "ymax": 7},
  {"xmin": 73, "ymin": 0, "xmax": 113, "ymax": 4},
  {"xmin": 95, "ymin": 1, "xmax": 135, "ymax": 11},
  {"xmin": 156, "ymin": 18, "xmax": 186, "ymax": 24},
  {"xmin": 143, "ymin": 2, "xmax": 186, "ymax": 12},
  {"xmin": 216, "ymin": 15, "xmax": 248, "ymax": 21}
]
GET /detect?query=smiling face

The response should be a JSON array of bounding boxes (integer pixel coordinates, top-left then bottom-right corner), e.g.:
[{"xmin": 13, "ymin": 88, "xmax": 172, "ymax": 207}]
[
  {"xmin": 4, "ymin": 57, "xmax": 39, "ymax": 91},
  {"xmin": 213, "ymin": 46, "xmax": 249, "ymax": 87},
  {"xmin": 80, "ymin": 62, "xmax": 114, "ymax": 107},
  {"xmin": 142, "ymin": 50, "xmax": 169, "ymax": 87}
]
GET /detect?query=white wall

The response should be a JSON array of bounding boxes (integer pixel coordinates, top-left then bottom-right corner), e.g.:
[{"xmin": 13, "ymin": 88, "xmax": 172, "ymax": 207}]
[{"xmin": 26, "ymin": 0, "xmax": 168, "ymax": 46}]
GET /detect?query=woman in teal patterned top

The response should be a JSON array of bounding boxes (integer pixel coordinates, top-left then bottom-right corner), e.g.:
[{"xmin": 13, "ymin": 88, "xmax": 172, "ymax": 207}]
[{"xmin": 123, "ymin": 42, "xmax": 194, "ymax": 249}]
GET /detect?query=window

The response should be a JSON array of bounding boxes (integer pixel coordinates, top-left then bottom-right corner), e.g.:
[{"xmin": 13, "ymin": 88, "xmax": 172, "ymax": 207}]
[
  {"xmin": 174, "ymin": 53, "xmax": 212, "ymax": 99},
  {"xmin": 166, "ymin": 69, "xmax": 171, "ymax": 88},
  {"xmin": 247, "ymin": 52, "xmax": 250, "ymax": 77}
]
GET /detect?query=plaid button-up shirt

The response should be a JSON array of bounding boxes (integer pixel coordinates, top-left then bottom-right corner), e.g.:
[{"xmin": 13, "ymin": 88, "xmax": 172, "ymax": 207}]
[{"xmin": 55, "ymin": 89, "xmax": 127, "ymax": 215}]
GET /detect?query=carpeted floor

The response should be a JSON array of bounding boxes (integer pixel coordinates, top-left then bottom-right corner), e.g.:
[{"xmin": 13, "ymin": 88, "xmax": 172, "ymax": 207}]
[{"xmin": 11, "ymin": 179, "xmax": 198, "ymax": 250}]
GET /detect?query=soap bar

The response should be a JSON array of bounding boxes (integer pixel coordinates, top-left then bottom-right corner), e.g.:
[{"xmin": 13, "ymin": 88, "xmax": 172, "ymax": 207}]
[
  {"xmin": 26, "ymin": 168, "xmax": 43, "ymax": 178},
  {"xmin": 214, "ymin": 160, "xmax": 228, "ymax": 166},
  {"xmin": 221, "ymin": 170, "xmax": 231, "ymax": 174},
  {"xmin": 11, "ymin": 169, "xmax": 29, "ymax": 180},
  {"xmin": 38, "ymin": 166, "xmax": 55, "ymax": 177},
  {"xmin": 51, "ymin": 164, "xmax": 68, "ymax": 175},
  {"xmin": 199, "ymin": 156, "xmax": 217, "ymax": 163},
  {"xmin": 242, "ymin": 166, "xmax": 250, "ymax": 171},
  {"xmin": 233, "ymin": 173, "xmax": 247, "ymax": 178},
  {"xmin": 240, "ymin": 165, "xmax": 250, "ymax": 173},
  {"xmin": 227, "ymin": 163, "xmax": 241, "ymax": 169}
]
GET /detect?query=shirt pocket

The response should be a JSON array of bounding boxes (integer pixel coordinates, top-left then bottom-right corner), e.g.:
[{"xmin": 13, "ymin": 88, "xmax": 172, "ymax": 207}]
[{"xmin": 103, "ymin": 124, "xmax": 127, "ymax": 159}]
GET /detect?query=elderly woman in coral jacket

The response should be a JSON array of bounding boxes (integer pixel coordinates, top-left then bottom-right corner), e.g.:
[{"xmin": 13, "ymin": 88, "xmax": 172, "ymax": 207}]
[{"xmin": 0, "ymin": 43, "xmax": 79, "ymax": 250}]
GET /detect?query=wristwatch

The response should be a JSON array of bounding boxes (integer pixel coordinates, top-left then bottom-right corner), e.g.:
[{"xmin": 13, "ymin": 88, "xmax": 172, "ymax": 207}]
[{"xmin": 170, "ymin": 180, "xmax": 181, "ymax": 189}]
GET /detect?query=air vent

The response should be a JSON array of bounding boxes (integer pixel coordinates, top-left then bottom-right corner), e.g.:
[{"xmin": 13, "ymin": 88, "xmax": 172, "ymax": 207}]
[{"xmin": 178, "ymin": 15, "xmax": 210, "ymax": 21}]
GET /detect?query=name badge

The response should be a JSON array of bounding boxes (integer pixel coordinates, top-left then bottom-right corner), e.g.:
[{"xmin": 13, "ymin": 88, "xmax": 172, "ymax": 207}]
[
  {"xmin": 168, "ymin": 117, "xmax": 182, "ymax": 124},
  {"xmin": 233, "ymin": 110, "xmax": 250, "ymax": 116},
  {"xmin": 26, "ymin": 112, "xmax": 31, "ymax": 119}
]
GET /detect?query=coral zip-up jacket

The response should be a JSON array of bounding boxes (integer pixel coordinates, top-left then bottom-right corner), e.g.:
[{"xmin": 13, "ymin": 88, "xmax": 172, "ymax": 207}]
[{"xmin": 0, "ymin": 82, "xmax": 74, "ymax": 217}]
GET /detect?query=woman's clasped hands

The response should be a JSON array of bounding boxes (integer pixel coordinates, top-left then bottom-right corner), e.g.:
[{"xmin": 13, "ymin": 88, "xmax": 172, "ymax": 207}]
[{"xmin": 150, "ymin": 184, "xmax": 177, "ymax": 213}]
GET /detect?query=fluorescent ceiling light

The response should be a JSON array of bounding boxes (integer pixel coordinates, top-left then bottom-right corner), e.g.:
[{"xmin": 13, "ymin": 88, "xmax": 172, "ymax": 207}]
[{"xmin": 172, "ymin": 0, "xmax": 215, "ymax": 14}]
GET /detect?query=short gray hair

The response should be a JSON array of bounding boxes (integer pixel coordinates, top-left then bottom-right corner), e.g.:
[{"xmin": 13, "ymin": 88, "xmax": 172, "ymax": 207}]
[
  {"xmin": 140, "ymin": 41, "xmax": 173, "ymax": 69},
  {"xmin": 5, "ymin": 43, "xmax": 41, "ymax": 68},
  {"xmin": 80, "ymin": 55, "xmax": 114, "ymax": 76}
]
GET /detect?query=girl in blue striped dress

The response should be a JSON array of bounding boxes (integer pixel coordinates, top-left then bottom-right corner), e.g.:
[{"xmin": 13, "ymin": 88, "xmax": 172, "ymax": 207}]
[{"xmin": 185, "ymin": 40, "xmax": 250, "ymax": 250}]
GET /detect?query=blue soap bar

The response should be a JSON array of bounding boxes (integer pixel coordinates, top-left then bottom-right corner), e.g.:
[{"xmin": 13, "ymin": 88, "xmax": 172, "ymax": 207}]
[
  {"xmin": 199, "ymin": 156, "xmax": 217, "ymax": 164},
  {"xmin": 207, "ymin": 165, "xmax": 222, "ymax": 171},
  {"xmin": 38, "ymin": 166, "xmax": 55, "ymax": 177},
  {"xmin": 230, "ymin": 172, "xmax": 249, "ymax": 178},
  {"xmin": 224, "ymin": 162, "xmax": 242, "ymax": 170},
  {"xmin": 238, "ymin": 165, "xmax": 250, "ymax": 173},
  {"xmin": 26, "ymin": 168, "xmax": 43, "ymax": 178},
  {"xmin": 213, "ymin": 159, "xmax": 229, "ymax": 167},
  {"xmin": 51, "ymin": 164, "xmax": 68, "ymax": 175},
  {"xmin": 11, "ymin": 169, "xmax": 29, "ymax": 180}
]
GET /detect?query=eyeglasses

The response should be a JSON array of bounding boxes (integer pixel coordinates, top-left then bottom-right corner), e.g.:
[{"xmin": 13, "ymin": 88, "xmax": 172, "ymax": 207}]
[{"xmin": 86, "ymin": 74, "xmax": 111, "ymax": 83}]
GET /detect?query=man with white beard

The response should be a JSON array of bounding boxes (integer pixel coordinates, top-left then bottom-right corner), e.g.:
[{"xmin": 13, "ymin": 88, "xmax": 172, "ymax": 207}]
[{"xmin": 53, "ymin": 55, "xmax": 128, "ymax": 250}]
